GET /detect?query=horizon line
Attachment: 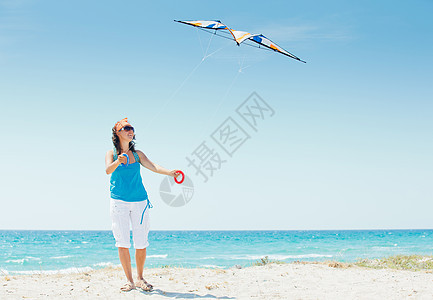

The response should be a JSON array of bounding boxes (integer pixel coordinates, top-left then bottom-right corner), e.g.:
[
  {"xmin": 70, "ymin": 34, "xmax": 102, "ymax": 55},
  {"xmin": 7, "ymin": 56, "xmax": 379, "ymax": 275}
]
[{"xmin": 1, "ymin": 228, "xmax": 432, "ymax": 232}]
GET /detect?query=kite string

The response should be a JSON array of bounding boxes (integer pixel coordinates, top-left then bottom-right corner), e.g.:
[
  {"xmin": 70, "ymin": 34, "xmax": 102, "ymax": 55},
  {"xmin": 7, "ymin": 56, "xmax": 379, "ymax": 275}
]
[
  {"xmin": 144, "ymin": 32, "xmax": 226, "ymax": 131},
  {"xmin": 238, "ymin": 54, "xmax": 247, "ymax": 72},
  {"xmin": 202, "ymin": 30, "xmax": 215, "ymax": 60},
  {"xmin": 144, "ymin": 58, "xmax": 204, "ymax": 130},
  {"xmin": 197, "ymin": 48, "xmax": 260, "ymax": 141},
  {"xmin": 202, "ymin": 45, "xmax": 227, "ymax": 61},
  {"xmin": 196, "ymin": 27, "xmax": 205, "ymax": 57}
]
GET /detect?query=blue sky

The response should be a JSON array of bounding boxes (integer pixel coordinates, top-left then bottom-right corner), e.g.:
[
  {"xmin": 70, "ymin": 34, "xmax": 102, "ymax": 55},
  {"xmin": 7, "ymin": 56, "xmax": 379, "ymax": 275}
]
[{"xmin": 1, "ymin": 0, "xmax": 432, "ymax": 230}]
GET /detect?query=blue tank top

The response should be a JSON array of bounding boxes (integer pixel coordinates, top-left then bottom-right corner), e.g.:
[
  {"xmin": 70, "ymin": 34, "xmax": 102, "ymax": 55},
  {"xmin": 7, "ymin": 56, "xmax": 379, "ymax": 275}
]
[{"xmin": 110, "ymin": 149, "xmax": 148, "ymax": 202}]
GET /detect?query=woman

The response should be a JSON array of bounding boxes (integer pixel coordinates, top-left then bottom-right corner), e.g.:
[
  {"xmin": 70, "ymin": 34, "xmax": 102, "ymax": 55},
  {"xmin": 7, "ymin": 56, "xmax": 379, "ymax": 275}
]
[{"xmin": 105, "ymin": 117, "xmax": 179, "ymax": 292}]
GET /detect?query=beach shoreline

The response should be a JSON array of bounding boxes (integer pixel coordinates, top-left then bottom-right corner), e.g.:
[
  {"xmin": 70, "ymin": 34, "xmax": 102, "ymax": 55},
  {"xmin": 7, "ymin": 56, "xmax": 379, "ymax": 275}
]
[{"xmin": 2, "ymin": 262, "xmax": 433, "ymax": 299}]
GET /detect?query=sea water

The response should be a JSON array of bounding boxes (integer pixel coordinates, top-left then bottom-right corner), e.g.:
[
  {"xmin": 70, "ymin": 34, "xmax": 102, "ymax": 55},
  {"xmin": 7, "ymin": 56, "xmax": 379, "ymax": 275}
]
[{"xmin": 1, "ymin": 230, "xmax": 432, "ymax": 275}]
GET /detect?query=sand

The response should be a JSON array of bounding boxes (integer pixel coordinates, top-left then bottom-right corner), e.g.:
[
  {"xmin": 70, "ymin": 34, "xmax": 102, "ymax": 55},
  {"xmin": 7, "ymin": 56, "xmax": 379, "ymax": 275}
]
[{"xmin": 1, "ymin": 263, "xmax": 433, "ymax": 299}]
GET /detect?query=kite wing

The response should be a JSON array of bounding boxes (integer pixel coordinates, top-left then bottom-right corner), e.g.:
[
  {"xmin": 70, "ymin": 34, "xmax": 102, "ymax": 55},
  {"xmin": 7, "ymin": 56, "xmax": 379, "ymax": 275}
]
[
  {"xmin": 175, "ymin": 19, "xmax": 306, "ymax": 63},
  {"xmin": 230, "ymin": 29, "xmax": 254, "ymax": 45},
  {"xmin": 248, "ymin": 34, "xmax": 306, "ymax": 63},
  {"xmin": 174, "ymin": 19, "xmax": 238, "ymax": 42},
  {"xmin": 174, "ymin": 20, "xmax": 229, "ymax": 30}
]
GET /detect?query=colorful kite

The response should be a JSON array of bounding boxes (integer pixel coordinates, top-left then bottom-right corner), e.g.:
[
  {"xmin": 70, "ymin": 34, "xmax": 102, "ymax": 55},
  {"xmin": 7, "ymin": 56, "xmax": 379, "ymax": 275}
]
[{"xmin": 175, "ymin": 20, "xmax": 306, "ymax": 63}]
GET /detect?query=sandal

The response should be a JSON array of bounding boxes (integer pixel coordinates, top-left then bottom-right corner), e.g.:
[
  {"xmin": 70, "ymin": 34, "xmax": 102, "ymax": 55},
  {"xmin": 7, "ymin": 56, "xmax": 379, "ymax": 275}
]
[
  {"xmin": 120, "ymin": 281, "xmax": 136, "ymax": 292},
  {"xmin": 136, "ymin": 279, "xmax": 153, "ymax": 291}
]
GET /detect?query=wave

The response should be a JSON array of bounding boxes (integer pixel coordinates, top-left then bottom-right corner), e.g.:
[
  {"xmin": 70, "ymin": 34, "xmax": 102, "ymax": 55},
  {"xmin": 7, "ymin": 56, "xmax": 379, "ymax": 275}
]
[
  {"xmin": 92, "ymin": 262, "xmax": 118, "ymax": 267},
  {"xmin": 8, "ymin": 266, "xmax": 94, "ymax": 275},
  {"xmin": 5, "ymin": 257, "xmax": 41, "ymax": 264},
  {"xmin": 370, "ymin": 246, "xmax": 399, "ymax": 251},
  {"xmin": 147, "ymin": 254, "xmax": 168, "ymax": 258},
  {"xmin": 200, "ymin": 264, "xmax": 223, "ymax": 269},
  {"xmin": 227, "ymin": 254, "xmax": 333, "ymax": 260},
  {"xmin": 5, "ymin": 259, "xmax": 26, "ymax": 264},
  {"xmin": 50, "ymin": 256, "xmax": 73, "ymax": 259}
]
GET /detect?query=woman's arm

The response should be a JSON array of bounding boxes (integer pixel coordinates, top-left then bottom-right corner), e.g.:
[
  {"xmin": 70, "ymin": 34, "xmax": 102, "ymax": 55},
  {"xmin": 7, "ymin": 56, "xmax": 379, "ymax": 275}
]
[
  {"xmin": 105, "ymin": 150, "xmax": 123, "ymax": 174},
  {"xmin": 136, "ymin": 150, "xmax": 177, "ymax": 177}
]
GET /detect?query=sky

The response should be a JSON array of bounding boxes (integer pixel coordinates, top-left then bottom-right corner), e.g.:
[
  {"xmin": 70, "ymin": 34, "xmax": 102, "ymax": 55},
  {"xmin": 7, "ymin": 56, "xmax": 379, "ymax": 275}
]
[{"xmin": 0, "ymin": 0, "xmax": 432, "ymax": 230}]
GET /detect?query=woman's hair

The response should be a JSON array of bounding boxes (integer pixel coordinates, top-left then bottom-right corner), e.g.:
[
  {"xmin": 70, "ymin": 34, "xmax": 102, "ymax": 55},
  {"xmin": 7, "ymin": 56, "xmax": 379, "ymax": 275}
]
[{"xmin": 112, "ymin": 127, "xmax": 136, "ymax": 154}]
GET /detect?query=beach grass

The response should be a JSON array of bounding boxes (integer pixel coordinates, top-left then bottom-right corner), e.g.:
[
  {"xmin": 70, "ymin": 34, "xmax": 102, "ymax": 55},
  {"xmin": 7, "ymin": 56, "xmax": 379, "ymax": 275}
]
[
  {"xmin": 354, "ymin": 255, "xmax": 433, "ymax": 271},
  {"xmin": 250, "ymin": 255, "xmax": 433, "ymax": 271},
  {"xmin": 252, "ymin": 256, "xmax": 286, "ymax": 266}
]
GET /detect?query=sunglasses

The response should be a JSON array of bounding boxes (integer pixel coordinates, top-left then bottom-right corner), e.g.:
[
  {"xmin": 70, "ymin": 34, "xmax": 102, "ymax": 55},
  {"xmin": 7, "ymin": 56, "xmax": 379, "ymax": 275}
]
[{"xmin": 120, "ymin": 126, "xmax": 135, "ymax": 132}]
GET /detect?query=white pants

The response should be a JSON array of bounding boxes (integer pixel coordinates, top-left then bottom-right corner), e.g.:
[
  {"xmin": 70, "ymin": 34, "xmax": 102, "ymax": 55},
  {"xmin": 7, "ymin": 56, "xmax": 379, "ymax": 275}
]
[{"xmin": 110, "ymin": 198, "xmax": 150, "ymax": 249}]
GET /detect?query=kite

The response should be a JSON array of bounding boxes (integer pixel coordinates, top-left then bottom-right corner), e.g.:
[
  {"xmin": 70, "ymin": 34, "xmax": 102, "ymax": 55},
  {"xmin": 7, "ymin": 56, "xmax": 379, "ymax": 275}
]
[{"xmin": 174, "ymin": 20, "xmax": 306, "ymax": 63}]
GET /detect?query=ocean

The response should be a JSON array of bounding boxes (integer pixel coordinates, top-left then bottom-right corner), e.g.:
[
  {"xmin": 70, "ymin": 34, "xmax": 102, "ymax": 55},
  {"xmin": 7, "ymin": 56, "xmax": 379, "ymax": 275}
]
[{"xmin": 1, "ymin": 230, "xmax": 432, "ymax": 275}]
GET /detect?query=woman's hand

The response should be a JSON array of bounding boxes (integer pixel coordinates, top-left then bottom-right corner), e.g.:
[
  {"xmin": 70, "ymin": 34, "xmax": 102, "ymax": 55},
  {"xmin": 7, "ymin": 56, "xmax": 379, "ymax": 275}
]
[
  {"xmin": 170, "ymin": 170, "xmax": 181, "ymax": 178},
  {"xmin": 117, "ymin": 153, "xmax": 128, "ymax": 165},
  {"xmin": 105, "ymin": 150, "xmax": 128, "ymax": 174}
]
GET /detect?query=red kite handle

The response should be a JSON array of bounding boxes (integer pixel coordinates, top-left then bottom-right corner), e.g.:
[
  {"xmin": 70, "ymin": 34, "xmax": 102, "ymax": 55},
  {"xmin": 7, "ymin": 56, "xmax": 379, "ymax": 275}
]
[{"xmin": 174, "ymin": 170, "xmax": 185, "ymax": 184}]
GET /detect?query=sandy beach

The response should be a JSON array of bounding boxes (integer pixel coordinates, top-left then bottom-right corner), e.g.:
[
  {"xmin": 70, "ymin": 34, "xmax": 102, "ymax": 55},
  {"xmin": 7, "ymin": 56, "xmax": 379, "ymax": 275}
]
[{"xmin": 2, "ymin": 262, "xmax": 433, "ymax": 299}]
